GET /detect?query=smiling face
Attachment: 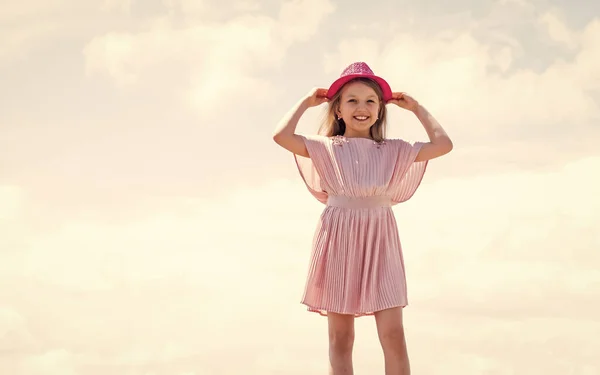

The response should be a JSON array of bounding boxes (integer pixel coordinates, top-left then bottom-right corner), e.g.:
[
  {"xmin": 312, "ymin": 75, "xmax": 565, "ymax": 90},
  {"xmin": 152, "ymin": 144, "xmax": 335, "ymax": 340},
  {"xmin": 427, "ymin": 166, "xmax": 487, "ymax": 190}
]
[
  {"xmin": 319, "ymin": 77, "xmax": 388, "ymax": 142},
  {"xmin": 336, "ymin": 80, "xmax": 382, "ymax": 138}
]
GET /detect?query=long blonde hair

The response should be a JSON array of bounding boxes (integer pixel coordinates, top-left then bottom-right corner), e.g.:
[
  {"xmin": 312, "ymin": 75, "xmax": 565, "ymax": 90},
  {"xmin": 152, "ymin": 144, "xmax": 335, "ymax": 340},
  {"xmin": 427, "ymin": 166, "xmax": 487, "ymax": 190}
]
[{"xmin": 318, "ymin": 78, "xmax": 388, "ymax": 143}]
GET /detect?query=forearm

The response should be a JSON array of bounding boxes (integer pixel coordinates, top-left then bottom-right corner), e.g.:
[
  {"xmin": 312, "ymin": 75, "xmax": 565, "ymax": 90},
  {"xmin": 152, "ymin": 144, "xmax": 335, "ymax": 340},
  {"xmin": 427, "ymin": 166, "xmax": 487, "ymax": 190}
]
[
  {"xmin": 413, "ymin": 105, "xmax": 452, "ymax": 146},
  {"xmin": 273, "ymin": 98, "xmax": 310, "ymax": 138}
]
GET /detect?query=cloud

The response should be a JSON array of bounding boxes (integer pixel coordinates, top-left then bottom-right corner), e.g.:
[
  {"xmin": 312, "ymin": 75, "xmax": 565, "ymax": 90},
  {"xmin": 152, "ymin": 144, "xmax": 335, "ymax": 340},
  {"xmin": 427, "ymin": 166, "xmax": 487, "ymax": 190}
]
[
  {"xmin": 538, "ymin": 9, "xmax": 579, "ymax": 49},
  {"xmin": 395, "ymin": 155, "xmax": 600, "ymax": 322},
  {"xmin": 83, "ymin": 0, "xmax": 335, "ymax": 116},
  {"xmin": 0, "ymin": 185, "xmax": 23, "ymax": 220},
  {"xmin": 100, "ymin": 0, "xmax": 134, "ymax": 13},
  {"xmin": 0, "ymin": 186, "xmax": 30, "ymax": 279},
  {"xmin": 16, "ymin": 350, "xmax": 77, "ymax": 375},
  {"xmin": 0, "ymin": 308, "xmax": 36, "ymax": 352},
  {"xmin": 1, "ymin": 1, "xmax": 599, "ymax": 374},
  {"xmin": 2, "ymin": 151, "xmax": 598, "ymax": 373},
  {"xmin": 0, "ymin": 1, "xmax": 128, "ymax": 65},
  {"xmin": 13, "ymin": 178, "xmax": 317, "ymax": 295},
  {"xmin": 276, "ymin": 0, "xmax": 335, "ymax": 43},
  {"xmin": 323, "ymin": 8, "xmax": 600, "ymax": 146}
]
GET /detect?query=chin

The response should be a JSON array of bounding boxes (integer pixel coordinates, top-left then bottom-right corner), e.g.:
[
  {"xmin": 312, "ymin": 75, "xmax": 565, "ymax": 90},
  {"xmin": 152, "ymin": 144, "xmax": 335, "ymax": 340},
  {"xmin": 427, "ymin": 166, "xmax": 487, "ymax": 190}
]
[{"xmin": 348, "ymin": 122, "xmax": 376, "ymax": 132}]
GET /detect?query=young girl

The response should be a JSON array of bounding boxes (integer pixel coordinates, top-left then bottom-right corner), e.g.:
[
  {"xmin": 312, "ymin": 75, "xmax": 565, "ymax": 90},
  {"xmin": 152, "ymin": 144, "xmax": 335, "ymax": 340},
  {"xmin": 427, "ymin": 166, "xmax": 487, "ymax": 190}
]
[{"xmin": 272, "ymin": 62, "xmax": 453, "ymax": 375}]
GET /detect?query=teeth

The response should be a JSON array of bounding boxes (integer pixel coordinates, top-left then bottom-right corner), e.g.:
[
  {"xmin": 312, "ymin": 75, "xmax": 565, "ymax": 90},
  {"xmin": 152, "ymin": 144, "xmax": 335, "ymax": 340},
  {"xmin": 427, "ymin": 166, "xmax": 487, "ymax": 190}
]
[{"xmin": 355, "ymin": 116, "xmax": 368, "ymax": 120}]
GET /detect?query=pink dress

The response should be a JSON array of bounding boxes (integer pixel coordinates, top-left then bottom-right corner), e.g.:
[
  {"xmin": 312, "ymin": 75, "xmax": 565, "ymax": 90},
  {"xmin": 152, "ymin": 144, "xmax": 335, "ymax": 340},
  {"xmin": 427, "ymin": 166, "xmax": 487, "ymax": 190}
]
[{"xmin": 294, "ymin": 134, "xmax": 428, "ymax": 317}]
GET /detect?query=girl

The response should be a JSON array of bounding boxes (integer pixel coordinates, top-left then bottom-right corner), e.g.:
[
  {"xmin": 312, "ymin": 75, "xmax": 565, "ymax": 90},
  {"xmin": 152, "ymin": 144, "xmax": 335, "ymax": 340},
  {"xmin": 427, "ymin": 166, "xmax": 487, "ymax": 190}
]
[{"xmin": 272, "ymin": 62, "xmax": 453, "ymax": 375}]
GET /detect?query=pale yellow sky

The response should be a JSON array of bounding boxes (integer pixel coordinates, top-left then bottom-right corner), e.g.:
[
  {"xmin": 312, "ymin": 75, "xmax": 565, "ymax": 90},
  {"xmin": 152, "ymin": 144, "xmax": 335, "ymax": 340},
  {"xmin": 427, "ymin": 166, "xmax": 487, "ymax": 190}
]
[{"xmin": 1, "ymin": 0, "xmax": 599, "ymax": 374}]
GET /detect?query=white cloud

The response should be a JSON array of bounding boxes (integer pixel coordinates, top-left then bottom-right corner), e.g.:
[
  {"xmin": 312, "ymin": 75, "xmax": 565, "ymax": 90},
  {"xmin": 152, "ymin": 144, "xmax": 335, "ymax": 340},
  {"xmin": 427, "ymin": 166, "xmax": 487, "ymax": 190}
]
[
  {"xmin": 1, "ymin": 154, "xmax": 598, "ymax": 373},
  {"xmin": 232, "ymin": 0, "xmax": 261, "ymax": 12},
  {"xmin": 0, "ymin": 308, "xmax": 36, "ymax": 352},
  {"xmin": 0, "ymin": 185, "xmax": 23, "ymax": 220},
  {"xmin": 101, "ymin": 0, "xmax": 134, "ymax": 13},
  {"xmin": 0, "ymin": 0, "xmax": 73, "ymax": 21},
  {"xmin": 0, "ymin": 0, "xmax": 123, "ymax": 64},
  {"xmin": 4, "ymin": 150, "xmax": 597, "ymax": 311},
  {"xmin": 16, "ymin": 349, "xmax": 77, "ymax": 375},
  {"xmin": 323, "ymin": 13, "xmax": 600, "ymax": 143},
  {"xmin": 0, "ymin": 186, "xmax": 30, "ymax": 280},
  {"xmin": 0, "ymin": 22, "xmax": 58, "ymax": 62},
  {"xmin": 394, "ymin": 155, "xmax": 600, "ymax": 322},
  {"xmin": 1, "ymin": 1, "xmax": 599, "ymax": 374},
  {"xmin": 15, "ymin": 179, "xmax": 317, "ymax": 295},
  {"xmin": 275, "ymin": 0, "xmax": 335, "ymax": 43},
  {"xmin": 538, "ymin": 9, "xmax": 578, "ymax": 49},
  {"xmin": 8, "ymin": 154, "xmax": 600, "ymax": 311},
  {"xmin": 83, "ymin": 0, "xmax": 335, "ymax": 115}
]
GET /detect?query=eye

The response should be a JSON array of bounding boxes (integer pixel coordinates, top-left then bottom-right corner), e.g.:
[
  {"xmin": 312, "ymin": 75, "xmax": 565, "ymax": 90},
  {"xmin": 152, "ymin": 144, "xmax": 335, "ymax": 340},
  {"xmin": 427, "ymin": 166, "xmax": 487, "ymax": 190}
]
[{"xmin": 348, "ymin": 99, "xmax": 356, "ymax": 103}]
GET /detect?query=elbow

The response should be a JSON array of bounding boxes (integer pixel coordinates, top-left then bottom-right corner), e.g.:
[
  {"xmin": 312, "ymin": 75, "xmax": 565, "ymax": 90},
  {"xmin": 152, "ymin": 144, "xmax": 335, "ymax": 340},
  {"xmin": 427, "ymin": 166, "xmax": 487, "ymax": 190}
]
[
  {"xmin": 272, "ymin": 132, "xmax": 284, "ymax": 146},
  {"xmin": 441, "ymin": 137, "xmax": 453, "ymax": 155},
  {"xmin": 445, "ymin": 139, "xmax": 454, "ymax": 154}
]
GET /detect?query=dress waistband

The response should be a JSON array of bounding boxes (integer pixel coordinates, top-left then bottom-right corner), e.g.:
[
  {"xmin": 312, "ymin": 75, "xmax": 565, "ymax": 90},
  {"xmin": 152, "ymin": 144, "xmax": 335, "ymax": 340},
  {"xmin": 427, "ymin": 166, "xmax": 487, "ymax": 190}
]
[{"xmin": 327, "ymin": 195, "xmax": 392, "ymax": 209}]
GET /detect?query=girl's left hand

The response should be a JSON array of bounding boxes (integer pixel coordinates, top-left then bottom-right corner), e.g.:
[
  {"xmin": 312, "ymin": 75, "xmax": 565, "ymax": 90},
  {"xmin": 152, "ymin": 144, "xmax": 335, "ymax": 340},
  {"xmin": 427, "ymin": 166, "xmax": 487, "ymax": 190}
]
[{"xmin": 388, "ymin": 92, "xmax": 419, "ymax": 112}]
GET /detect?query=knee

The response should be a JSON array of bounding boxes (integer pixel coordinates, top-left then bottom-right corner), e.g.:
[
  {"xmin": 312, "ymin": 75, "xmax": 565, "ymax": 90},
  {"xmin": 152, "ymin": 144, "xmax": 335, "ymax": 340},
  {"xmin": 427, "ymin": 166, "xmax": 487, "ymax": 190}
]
[
  {"xmin": 379, "ymin": 326, "xmax": 406, "ymax": 350},
  {"xmin": 329, "ymin": 329, "xmax": 355, "ymax": 354}
]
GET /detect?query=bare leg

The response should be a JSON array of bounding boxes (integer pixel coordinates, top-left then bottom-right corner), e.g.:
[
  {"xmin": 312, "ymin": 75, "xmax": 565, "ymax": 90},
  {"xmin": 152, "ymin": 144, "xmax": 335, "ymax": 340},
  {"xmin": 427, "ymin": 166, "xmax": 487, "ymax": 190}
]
[
  {"xmin": 374, "ymin": 307, "xmax": 410, "ymax": 375},
  {"xmin": 327, "ymin": 312, "xmax": 355, "ymax": 375}
]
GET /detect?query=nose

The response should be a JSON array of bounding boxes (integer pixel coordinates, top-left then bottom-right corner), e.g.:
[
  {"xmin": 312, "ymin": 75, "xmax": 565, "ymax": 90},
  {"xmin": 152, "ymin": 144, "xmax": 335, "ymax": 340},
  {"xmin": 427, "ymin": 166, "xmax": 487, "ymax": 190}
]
[{"xmin": 356, "ymin": 101, "xmax": 368, "ymax": 110}]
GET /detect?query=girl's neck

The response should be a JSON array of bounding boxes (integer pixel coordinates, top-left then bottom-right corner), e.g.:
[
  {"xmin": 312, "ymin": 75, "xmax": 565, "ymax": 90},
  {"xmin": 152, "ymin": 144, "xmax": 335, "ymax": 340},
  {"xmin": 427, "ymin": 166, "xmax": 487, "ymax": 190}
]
[{"xmin": 343, "ymin": 130, "xmax": 372, "ymax": 140}]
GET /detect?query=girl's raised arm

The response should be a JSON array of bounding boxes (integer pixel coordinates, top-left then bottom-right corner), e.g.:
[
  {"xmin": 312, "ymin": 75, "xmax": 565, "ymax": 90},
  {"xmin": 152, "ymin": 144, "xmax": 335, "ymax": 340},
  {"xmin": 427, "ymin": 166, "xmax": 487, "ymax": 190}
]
[
  {"xmin": 412, "ymin": 105, "xmax": 453, "ymax": 162},
  {"xmin": 272, "ymin": 88, "xmax": 329, "ymax": 157},
  {"xmin": 388, "ymin": 92, "xmax": 453, "ymax": 162}
]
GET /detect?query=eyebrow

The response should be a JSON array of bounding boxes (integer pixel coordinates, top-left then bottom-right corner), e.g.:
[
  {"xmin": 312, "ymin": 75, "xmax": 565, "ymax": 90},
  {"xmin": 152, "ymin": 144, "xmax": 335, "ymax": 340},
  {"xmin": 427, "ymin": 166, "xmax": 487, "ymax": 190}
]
[{"xmin": 346, "ymin": 94, "xmax": 378, "ymax": 99}]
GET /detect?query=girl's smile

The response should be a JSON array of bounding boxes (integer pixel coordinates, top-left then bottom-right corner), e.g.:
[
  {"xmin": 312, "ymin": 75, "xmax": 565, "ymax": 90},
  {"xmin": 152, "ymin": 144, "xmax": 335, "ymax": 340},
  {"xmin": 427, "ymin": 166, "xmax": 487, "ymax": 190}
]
[{"xmin": 337, "ymin": 81, "xmax": 381, "ymax": 137}]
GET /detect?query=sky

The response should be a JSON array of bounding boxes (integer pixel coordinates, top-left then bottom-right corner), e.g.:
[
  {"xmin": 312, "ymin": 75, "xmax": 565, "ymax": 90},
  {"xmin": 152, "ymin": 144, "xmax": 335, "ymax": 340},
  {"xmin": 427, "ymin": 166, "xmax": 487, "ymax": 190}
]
[{"xmin": 1, "ymin": 0, "xmax": 599, "ymax": 374}]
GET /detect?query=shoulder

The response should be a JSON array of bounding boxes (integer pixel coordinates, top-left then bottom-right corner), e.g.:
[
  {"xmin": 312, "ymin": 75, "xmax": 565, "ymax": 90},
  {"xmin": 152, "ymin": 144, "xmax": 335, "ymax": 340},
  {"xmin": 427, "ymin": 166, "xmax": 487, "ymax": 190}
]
[
  {"xmin": 385, "ymin": 138, "xmax": 423, "ymax": 148},
  {"xmin": 385, "ymin": 137, "xmax": 413, "ymax": 143},
  {"xmin": 384, "ymin": 138, "xmax": 411, "ymax": 148},
  {"xmin": 384, "ymin": 138, "xmax": 429, "ymax": 163},
  {"xmin": 384, "ymin": 138, "xmax": 428, "ymax": 159},
  {"xmin": 295, "ymin": 134, "xmax": 335, "ymax": 157}
]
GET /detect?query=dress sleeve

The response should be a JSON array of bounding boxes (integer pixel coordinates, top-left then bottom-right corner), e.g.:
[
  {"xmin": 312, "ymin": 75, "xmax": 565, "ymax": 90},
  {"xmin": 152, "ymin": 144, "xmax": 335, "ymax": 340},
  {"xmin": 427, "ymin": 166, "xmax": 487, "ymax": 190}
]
[
  {"xmin": 293, "ymin": 135, "xmax": 332, "ymax": 205},
  {"xmin": 388, "ymin": 139, "xmax": 428, "ymax": 204}
]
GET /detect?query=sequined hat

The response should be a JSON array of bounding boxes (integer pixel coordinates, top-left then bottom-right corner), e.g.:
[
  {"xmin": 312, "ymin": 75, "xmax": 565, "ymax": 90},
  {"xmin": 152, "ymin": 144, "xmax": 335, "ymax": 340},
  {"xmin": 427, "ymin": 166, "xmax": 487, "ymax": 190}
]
[{"xmin": 326, "ymin": 62, "xmax": 393, "ymax": 102}]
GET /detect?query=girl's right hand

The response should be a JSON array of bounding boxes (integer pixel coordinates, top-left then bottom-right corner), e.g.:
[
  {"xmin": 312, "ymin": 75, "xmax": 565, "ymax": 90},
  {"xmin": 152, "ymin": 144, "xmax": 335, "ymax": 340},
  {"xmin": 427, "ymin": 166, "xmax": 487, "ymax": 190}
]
[{"xmin": 304, "ymin": 88, "xmax": 329, "ymax": 107}]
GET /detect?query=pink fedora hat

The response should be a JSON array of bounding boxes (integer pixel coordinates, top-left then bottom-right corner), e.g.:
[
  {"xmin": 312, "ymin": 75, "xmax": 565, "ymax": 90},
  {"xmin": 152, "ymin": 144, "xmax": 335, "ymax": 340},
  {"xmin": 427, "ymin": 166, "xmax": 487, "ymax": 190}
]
[{"xmin": 326, "ymin": 62, "xmax": 393, "ymax": 102}]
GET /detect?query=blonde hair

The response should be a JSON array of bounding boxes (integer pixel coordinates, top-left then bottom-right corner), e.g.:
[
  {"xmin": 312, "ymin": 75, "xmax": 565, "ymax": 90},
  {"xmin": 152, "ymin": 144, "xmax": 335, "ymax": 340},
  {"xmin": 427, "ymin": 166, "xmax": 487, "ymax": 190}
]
[{"xmin": 318, "ymin": 78, "xmax": 388, "ymax": 143}]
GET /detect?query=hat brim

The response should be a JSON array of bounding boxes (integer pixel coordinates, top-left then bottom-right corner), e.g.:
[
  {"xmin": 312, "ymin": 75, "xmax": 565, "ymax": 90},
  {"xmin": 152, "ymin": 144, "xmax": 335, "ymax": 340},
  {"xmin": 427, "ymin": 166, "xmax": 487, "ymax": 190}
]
[{"xmin": 326, "ymin": 74, "xmax": 393, "ymax": 102}]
